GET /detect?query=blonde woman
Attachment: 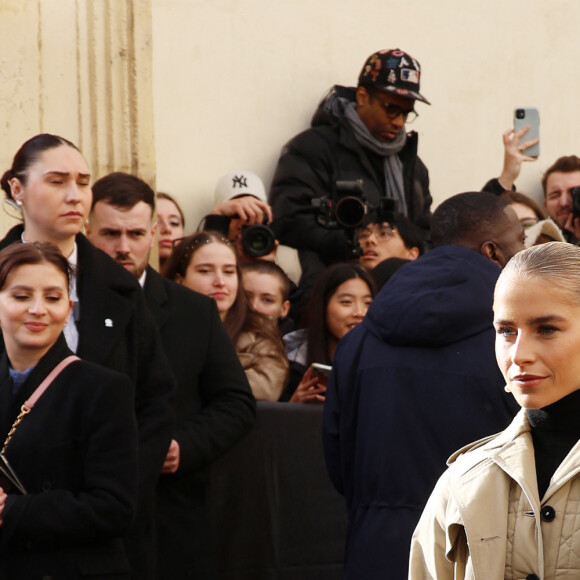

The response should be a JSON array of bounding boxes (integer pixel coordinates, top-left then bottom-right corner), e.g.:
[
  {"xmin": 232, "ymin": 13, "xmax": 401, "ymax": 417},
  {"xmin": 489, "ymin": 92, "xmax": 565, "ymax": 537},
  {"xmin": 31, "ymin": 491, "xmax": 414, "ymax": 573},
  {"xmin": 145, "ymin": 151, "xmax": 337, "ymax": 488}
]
[{"xmin": 411, "ymin": 242, "xmax": 580, "ymax": 580}]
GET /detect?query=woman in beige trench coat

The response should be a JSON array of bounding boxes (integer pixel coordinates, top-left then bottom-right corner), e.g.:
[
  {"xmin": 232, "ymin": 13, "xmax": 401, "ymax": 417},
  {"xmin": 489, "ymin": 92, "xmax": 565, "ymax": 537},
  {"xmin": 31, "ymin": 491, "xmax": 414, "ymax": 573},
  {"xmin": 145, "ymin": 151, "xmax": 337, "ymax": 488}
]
[{"xmin": 410, "ymin": 242, "xmax": 580, "ymax": 580}]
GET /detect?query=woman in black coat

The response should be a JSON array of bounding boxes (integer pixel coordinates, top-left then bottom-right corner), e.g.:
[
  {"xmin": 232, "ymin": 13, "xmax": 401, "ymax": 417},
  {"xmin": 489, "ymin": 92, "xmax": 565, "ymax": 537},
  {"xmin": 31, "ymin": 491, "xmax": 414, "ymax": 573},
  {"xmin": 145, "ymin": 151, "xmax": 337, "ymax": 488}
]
[
  {"xmin": 0, "ymin": 242, "xmax": 138, "ymax": 579},
  {"xmin": 0, "ymin": 132, "xmax": 173, "ymax": 578}
]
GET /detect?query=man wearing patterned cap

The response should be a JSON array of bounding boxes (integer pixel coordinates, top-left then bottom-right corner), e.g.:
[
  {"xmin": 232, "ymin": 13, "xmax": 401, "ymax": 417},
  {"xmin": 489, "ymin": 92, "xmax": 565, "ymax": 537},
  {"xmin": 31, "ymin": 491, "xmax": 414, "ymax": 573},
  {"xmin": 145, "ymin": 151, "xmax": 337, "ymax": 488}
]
[{"xmin": 270, "ymin": 49, "xmax": 431, "ymax": 281}]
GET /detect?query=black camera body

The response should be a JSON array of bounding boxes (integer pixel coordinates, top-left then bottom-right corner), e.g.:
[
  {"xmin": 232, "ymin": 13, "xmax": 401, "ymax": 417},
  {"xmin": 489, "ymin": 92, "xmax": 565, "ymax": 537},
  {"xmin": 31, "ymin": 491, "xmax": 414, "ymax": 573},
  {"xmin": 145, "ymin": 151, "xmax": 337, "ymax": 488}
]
[
  {"xmin": 571, "ymin": 187, "xmax": 580, "ymax": 218},
  {"xmin": 312, "ymin": 179, "xmax": 367, "ymax": 229},
  {"xmin": 200, "ymin": 213, "xmax": 276, "ymax": 258},
  {"xmin": 311, "ymin": 179, "xmax": 398, "ymax": 259}
]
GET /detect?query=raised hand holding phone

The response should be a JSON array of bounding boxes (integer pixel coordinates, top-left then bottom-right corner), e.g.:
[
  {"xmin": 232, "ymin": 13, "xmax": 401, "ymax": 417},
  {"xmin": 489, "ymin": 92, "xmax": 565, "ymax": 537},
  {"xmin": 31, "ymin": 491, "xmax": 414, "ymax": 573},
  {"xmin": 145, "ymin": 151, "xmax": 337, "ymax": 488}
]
[
  {"xmin": 513, "ymin": 107, "xmax": 540, "ymax": 158},
  {"xmin": 498, "ymin": 109, "xmax": 540, "ymax": 190}
]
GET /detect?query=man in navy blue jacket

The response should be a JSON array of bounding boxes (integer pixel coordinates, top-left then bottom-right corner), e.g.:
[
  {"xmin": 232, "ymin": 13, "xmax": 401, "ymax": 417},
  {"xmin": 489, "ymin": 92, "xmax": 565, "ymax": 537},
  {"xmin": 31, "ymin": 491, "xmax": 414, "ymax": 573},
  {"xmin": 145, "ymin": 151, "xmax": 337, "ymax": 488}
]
[{"xmin": 322, "ymin": 192, "xmax": 525, "ymax": 579}]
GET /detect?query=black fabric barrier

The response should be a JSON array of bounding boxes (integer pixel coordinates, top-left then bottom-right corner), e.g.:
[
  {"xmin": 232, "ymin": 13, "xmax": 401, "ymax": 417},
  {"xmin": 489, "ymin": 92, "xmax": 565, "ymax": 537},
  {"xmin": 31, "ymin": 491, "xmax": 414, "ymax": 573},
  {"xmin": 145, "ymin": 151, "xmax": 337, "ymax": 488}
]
[{"xmin": 208, "ymin": 401, "xmax": 347, "ymax": 580}]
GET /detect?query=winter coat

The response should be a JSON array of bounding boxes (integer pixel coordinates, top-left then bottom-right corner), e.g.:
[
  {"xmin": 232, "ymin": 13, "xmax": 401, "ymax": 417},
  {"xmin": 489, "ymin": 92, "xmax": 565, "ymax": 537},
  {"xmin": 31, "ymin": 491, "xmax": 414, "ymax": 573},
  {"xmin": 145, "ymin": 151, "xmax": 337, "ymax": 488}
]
[
  {"xmin": 0, "ymin": 226, "xmax": 175, "ymax": 579},
  {"xmin": 269, "ymin": 85, "xmax": 431, "ymax": 310},
  {"xmin": 145, "ymin": 268, "xmax": 256, "ymax": 580},
  {"xmin": 322, "ymin": 245, "xmax": 519, "ymax": 579},
  {"xmin": 0, "ymin": 336, "xmax": 138, "ymax": 579},
  {"xmin": 237, "ymin": 330, "xmax": 289, "ymax": 402},
  {"xmin": 410, "ymin": 409, "xmax": 580, "ymax": 580}
]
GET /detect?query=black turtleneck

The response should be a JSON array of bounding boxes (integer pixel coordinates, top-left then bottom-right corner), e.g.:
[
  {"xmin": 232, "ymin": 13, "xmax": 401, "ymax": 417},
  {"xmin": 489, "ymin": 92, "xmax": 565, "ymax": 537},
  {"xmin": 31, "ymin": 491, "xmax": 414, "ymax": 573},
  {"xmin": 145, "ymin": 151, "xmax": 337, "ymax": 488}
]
[{"xmin": 527, "ymin": 389, "xmax": 580, "ymax": 500}]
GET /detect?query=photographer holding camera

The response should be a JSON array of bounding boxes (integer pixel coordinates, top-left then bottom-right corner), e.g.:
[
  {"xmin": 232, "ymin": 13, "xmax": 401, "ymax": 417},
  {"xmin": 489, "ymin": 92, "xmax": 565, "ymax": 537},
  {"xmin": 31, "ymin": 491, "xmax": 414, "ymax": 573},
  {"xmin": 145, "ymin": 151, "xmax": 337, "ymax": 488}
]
[
  {"xmin": 209, "ymin": 170, "xmax": 278, "ymax": 264},
  {"xmin": 269, "ymin": 49, "xmax": 432, "ymax": 300}
]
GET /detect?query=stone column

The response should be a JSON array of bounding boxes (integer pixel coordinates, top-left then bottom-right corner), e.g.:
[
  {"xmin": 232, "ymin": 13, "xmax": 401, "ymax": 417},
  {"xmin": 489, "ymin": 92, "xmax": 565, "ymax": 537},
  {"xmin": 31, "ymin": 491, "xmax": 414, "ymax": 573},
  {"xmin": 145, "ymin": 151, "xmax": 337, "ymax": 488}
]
[{"xmin": 0, "ymin": 0, "xmax": 155, "ymax": 234}]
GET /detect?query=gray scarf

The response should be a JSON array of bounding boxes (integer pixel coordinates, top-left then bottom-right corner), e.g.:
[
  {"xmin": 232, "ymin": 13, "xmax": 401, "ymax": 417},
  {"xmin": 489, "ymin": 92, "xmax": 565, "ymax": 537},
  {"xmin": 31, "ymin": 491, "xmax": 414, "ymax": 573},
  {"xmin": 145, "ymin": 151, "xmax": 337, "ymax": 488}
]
[{"xmin": 344, "ymin": 101, "xmax": 408, "ymax": 216}]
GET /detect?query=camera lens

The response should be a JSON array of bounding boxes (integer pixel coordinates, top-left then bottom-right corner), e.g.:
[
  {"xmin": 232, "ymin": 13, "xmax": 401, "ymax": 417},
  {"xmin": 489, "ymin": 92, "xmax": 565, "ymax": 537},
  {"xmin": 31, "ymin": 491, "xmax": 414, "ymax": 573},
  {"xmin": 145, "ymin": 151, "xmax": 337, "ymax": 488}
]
[
  {"xmin": 335, "ymin": 196, "xmax": 366, "ymax": 228},
  {"xmin": 516, "ymin": 109, "xmax": 525, "ymax": 119},
  {"xmin": 241, "ymin": 224, "xmax": 276, "ymax": 257}
]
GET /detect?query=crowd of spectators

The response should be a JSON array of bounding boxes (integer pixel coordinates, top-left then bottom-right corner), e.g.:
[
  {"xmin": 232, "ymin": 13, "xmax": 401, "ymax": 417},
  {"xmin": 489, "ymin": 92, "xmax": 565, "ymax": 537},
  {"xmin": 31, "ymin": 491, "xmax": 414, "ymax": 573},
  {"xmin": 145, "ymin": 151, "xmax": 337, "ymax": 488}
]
[{"xmin": 0, "ymin": 45, "xmax": 579, "ymax": 580}]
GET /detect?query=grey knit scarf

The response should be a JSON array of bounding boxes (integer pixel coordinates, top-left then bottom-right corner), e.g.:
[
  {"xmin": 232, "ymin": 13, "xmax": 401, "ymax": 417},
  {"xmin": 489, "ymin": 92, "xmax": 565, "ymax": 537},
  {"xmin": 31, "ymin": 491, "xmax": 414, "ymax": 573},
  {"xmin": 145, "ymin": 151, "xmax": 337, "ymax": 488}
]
[{"xmin": 344, "ymin": 101, "xmax": 408, "ymax": 216}]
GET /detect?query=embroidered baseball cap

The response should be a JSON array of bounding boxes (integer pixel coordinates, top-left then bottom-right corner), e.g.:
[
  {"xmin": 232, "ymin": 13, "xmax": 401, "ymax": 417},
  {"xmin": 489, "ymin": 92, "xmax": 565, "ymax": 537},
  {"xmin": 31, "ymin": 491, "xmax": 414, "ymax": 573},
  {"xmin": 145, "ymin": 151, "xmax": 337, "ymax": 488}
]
[
  {"xmin": 358, "ymin": 49, "xmax": 430, "ymax": 105},
  {"xmin": 214, "ymin": 170, "xmax": 267, "ymax": 204}
]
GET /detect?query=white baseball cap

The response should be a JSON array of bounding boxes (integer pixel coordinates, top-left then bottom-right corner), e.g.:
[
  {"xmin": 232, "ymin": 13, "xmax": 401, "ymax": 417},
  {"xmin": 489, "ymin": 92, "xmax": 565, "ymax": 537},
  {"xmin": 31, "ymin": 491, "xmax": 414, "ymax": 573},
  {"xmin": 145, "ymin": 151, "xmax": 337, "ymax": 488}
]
[{"xmin": 214, "ymin": 170, "xmax": 267, "ymax": 204}]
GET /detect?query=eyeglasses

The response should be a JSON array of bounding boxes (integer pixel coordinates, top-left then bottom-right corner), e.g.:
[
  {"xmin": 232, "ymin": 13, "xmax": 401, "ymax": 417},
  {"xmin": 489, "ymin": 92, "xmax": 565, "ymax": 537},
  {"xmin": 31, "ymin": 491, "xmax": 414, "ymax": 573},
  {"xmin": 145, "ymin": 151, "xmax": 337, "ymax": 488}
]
[
  {"xmin": 367, "ymin": 88, "xmax": 419, "ymax": 123},
  {"xmin": 378, "ymin": 101, "xmax": 418, "ymax": 123},
  {"xmin": 368, "ymin": 90, "xmax": 418, "ymax": 123},
  {"xmin": 357, "ymin": 224, "xmax": 396, "ymax": 242}
]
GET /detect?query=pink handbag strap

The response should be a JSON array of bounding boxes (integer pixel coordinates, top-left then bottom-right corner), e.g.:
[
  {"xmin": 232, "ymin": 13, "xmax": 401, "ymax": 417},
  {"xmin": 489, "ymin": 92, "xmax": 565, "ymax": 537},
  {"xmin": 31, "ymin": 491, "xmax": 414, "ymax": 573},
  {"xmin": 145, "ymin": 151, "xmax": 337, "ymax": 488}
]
[
  {"xmin": 23, "ymin": 355, "xmax": 80, "ymax": 410},
  {"xmin": 2, "ymin": 355, "xmax": 80, "ymax": 454}
]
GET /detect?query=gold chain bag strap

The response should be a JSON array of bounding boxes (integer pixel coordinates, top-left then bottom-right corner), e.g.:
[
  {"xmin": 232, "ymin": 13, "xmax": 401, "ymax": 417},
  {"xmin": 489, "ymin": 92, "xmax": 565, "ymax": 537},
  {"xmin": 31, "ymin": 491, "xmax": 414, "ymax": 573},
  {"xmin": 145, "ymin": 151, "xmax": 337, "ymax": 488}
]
[{"xmin": 2, "ymin": 355, "xmax": 80, "ymax": 453}]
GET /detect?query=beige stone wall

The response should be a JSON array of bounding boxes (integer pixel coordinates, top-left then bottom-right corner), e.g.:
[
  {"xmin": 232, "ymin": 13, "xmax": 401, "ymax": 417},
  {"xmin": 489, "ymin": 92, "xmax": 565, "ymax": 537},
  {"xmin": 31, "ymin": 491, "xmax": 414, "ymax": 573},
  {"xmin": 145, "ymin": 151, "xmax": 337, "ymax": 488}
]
[
  {"xmin": 2, "ymin": 1, "xmax": 580, "ymax": 238},
  {"xmin": 151, "ymin": 0, "xmax": 580, "ymax": 230},
  {"xmin": 0, "ymin": 0, "xmax": 155, "ymax": 236}
]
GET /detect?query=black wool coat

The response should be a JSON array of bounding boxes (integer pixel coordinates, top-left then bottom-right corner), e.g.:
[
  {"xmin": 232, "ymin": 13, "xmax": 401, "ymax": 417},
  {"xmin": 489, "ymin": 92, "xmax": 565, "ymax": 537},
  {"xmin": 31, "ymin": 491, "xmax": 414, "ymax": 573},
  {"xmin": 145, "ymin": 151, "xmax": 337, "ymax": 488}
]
[
  {"xmin": 0, "ymin": 336, "xmax": 138, "ymax": 579},
  {"xmin": 144, "ymin": 268, "xmax": 256, "ymax": 579},
  {"xmin": 0, "ymin": 227, "xmax": 176, "ymax": 579}
]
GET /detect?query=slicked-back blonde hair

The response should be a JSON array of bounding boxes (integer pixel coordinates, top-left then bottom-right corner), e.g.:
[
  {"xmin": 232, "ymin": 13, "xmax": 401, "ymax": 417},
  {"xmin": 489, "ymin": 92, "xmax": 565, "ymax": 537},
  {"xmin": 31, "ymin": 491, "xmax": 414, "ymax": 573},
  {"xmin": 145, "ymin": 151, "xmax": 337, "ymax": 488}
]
[{"xmin": 497, "ymin": 242, "xmax": 580, "ymax": 302}]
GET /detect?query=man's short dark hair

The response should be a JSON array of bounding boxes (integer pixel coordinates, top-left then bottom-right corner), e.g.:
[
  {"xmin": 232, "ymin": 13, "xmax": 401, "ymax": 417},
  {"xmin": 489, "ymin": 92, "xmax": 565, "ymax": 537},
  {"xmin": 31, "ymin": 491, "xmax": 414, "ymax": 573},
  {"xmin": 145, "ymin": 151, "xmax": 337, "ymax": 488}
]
[
  {"xmin": 362, "ymin": 212, "xmax": 426, "ymax": 255},
  {"xmin": 431, "ymin": 192, "xmax": 509, "ymax": 248},
  {"xmin": 91, "ymin": 172, "xmax": 155, "ymax": 213},
  {"xmin": 391, "ymin": 213, "xmax": 426, "ymax": 255},
  {"xmin": 541, "ymin": 156, "xmax": 580, "ymax": 195}
]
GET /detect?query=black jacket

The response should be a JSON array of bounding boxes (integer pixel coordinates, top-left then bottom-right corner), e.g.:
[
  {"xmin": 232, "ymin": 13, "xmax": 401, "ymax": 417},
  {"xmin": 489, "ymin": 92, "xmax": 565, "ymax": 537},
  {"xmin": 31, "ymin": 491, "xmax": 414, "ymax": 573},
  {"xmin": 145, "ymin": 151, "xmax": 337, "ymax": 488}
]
[
  {"xmin": 0, "ymin": 226, "xmax": 175, "ymax": 579},
  {"xmin": 0, "ymin": 336, "xmax": 138, "ymax": 579},
  {"xmin": 144, "ymin": 267, "xmax": 256, "ymax": 578},
  {"xmin": 269, "ymin": 85, "xmax": 431, "ymax": 268}
]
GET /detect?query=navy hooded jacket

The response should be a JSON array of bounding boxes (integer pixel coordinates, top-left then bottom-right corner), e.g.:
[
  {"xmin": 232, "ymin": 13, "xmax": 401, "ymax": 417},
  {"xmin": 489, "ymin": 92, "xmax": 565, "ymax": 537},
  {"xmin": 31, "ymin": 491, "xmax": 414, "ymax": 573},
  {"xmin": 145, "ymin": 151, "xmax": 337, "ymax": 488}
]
[{"xmin": 322, "ymin": 245, "xmax": 519, "ymax": 579}]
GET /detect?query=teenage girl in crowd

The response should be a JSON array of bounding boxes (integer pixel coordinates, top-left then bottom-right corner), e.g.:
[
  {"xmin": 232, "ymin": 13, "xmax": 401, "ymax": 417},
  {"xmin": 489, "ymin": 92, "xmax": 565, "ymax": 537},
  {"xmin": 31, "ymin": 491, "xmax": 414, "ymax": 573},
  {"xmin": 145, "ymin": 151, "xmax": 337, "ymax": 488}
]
[
  {"xmin": 163, "ymin": 231, "xmax": 288, "ymax": 401},
  {"xmin": 241, "ymin": 260, "xmax": 293, "ymax": 334},
  {"xmin": 500, "ymin": 190, "xmax": 546, "ymax": 227},
  {"xmin": 156, "ymin": 192, "xmax": 185, "ymax": 270},
  {"xmin": 282, "ymin": 263, "xmax": 376, "ymax": 403}
]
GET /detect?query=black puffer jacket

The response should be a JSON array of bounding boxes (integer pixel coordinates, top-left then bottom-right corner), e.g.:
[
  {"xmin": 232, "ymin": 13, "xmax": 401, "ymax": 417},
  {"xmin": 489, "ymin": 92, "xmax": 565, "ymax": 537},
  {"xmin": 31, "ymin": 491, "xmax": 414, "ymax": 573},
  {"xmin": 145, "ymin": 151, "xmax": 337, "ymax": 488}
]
[{"xmin": 269, "ymin": 85, "xmax": 432, "ymax": 267}]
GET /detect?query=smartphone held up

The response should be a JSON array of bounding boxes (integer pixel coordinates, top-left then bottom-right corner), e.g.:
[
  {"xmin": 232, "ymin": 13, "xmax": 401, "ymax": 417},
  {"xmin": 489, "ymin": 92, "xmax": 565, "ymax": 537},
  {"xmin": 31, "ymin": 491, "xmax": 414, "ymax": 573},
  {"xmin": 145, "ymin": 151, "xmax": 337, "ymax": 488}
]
[{"xmin": 514, "ymin": 107, "xmax": 540, "ymax": 158}]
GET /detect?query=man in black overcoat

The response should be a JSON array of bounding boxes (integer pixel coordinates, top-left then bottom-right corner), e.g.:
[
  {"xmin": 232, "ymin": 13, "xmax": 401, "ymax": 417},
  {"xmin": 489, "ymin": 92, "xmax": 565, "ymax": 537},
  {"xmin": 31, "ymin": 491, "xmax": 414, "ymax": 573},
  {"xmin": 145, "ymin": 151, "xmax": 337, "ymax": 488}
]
[{"xmin": 87, "ymin": 172, "xmax": 257, "ymax": 579}]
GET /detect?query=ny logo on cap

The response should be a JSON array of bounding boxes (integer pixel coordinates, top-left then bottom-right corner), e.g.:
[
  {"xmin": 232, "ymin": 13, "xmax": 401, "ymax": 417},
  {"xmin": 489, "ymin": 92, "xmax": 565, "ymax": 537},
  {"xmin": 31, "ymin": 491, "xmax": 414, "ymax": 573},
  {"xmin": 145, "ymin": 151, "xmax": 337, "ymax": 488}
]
[{"xmin": 232, "ymin": 175, "xmax": 248, "ymax": 188}]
